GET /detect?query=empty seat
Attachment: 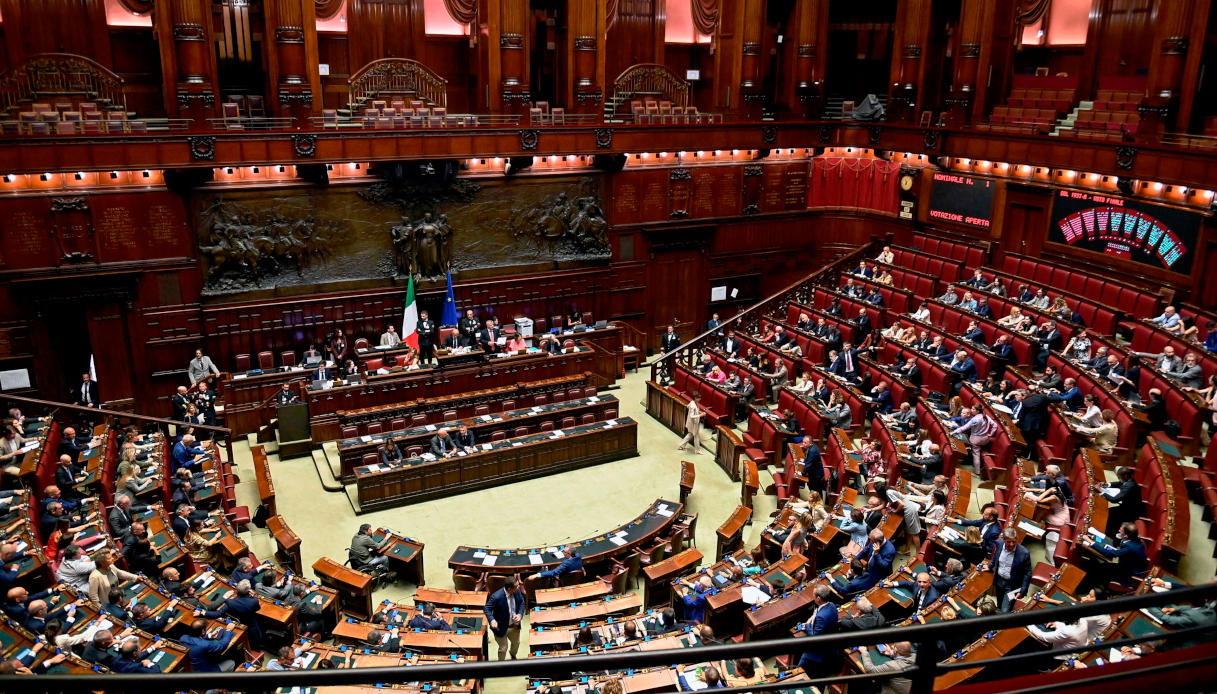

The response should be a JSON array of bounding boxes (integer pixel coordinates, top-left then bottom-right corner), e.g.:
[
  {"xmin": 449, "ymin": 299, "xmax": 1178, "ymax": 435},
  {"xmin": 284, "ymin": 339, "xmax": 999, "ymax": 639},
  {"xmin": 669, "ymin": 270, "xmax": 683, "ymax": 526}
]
[
  {"xmin": 539, "ymin": 421, "xmax": 554, "ymax": 432},
  {"xmin": 533, "ymin": 394, "xmax": 547, "ymax": 407},
  {"xmin": 491, "ymin": 431, "xmax": 507, "ymax": 441},
  {"xmin": 442, "ymin": 409, "xmax": 458, "ymax": 422},
  {"xmin": 235, "ymin": 354, "xmax": 251, "ymax": 372},
  {"xmin": 561, "ymin": 417, "xmax": 576, "ymax": 429},
  {"xmin": 582, "ymin": 413, "xmax": 596, "ymax": 425},
  {"xmin": 366, "ymin": 422, "xmax": 383, "ymax": 435},
  {"xmin": 389, "ymin": 418, "xmax": 406, "ymax": 431},
  {"xmin": 257, "ymin": 351, "xmax": 274, "ymax": 370},
  {"xmin": 474, "ymin": 405, "xmax": 490, "ymax": 416},
  {"xmin": 501, "ymin": 399, "xmax": 516, "ymax": 412},
  {"xmin": 514, "ymin": 426, "xmax": 529, "ymax": 437},
  {"xmin": 280, "ymin": 351, "xmax": 296, "ymax": 367},
  {"xmin": 341, "ymin": 426, "xmax": 358, "ymax": 439},
  {"xmin": 552, "ymin": 392, "xmax": 565, "ymax": 404},
  {"xmin": 411, "ymin": 414, "xmax": 428, "ymax": 427}
]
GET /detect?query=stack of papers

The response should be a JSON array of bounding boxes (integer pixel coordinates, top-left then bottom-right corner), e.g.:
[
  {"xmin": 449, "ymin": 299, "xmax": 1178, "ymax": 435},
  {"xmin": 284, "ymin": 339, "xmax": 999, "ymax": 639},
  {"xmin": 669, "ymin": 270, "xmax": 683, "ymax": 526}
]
[
  {"xmin": 528, "ymin": 554, "xmax": 543, "ymax": 566},
  {"xmin": 481, "ymin": 554, "xmax": 498, "ymax": 566}
]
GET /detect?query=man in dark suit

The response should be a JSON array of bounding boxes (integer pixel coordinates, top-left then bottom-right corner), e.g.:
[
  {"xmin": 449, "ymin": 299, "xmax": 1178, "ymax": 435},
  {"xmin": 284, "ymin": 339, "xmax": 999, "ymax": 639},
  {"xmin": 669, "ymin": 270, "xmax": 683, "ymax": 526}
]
[
  {"xmin": 975, "ymin": 297, "xmax": 994, "ymax": 320},
  {"xmin": 483, "ymin": 576, "xmax": 526, "ymax": 660},
  {"xmin": 925, "ymin": 337, "xmax": 950, "ymax": 361},
  {"xmin": 57, "ymin": 427, "xmax": 96, "ymax": 467},
  {"xmin": 823, "ymin": 325, "xmax": 842, "ymax": 353},
  {"xmin": 203, "ymin": 579, "xmax": 264, "ymax": 647},
  {"xmin": 837, "ymin": 597, "xmax": 885, "ymax": 631},
  {"xmin": 952, "ymin": 506, "xmax": 1002, "ymax": 555},
  {"xmin": 429, "ymin": 428, "xmax": 456, "ymax": 458},
  {"xmin": 1012, "ymin": 388, "xmax": 1050, "ymax": 459},
  {"xmin": 897, "ymin": 356, "xmax": 922, "ymax": 388},
  {"xmin": 453, "ymin": 424, "xmax": 476, "ymax": 451},
  {"xmin": 53, "ymin": 455, "xmax": 85, "ymax": 499},
  {"xmin": 856, "ymin": 529, "xmax": 896, "ymax": 585},
  {"xmin": 961, "ymin": 321, "xmax": 985, "ymax": 344},
  {"xmin": 76, "ymin": 372, "xmax": 99, "ymax": 409},
  {"xmin": 948, "ymin": 349, "xmax": 978, "ymax": 385},
  {"xmin": 1135, "ymin": 388, "xmax": 1167, "ymax": 431},
  {"xmin": 417, "ymin": 310, "xmax": 437, "ymax": 365},
  {"xmin": 536, "ymin": 546, "xmax": 583, "ymax": 583},
  {"xmin": 1081, "ymin": 522, "xmax": 1148, "ymax": 589},
  {"xmin": 660, "ymin": 325, "xmax": 680, "ymax": 353},
  {"xmin": 839, "ymin": 343, "xmax": 861, "ymax": 381},
  {"xmin": 903, "ymin": 443, "xmax": 943, "ymax": 483},
  {"xmin": 987, "ymin": 528, "xmax": 1032, "ymax": 611},
  {"xmin": 171, "ymin": 386, "xmax": 191, "ymax": 420},
  {"xmin": 887, "ymin": 401, "xmax": 919, "ymax": 435},
  {"xmin": 721, "ymin": 329, "xmax": 741, "ymax": 356},
  {"xmin": 796, "ymin": 585, "xmax": 840, "ymax": 677},
  {"xmin": 1048, "ymin": 377, "xmax": 1083, "ymax": 410},
  {"xmin": 853, "ymin": 309, "xmax": 873, "ymax": 345},
  {"xmin": 991, "ymin": 335, "xmax": 1015, "ymax": 376},
  {"xmin": 870, "ymin": 382, "xmax": 894, "ymax": 415},
  {"xmin": 108, "ymin": 494, "xmax": 145, "ymax": 539},
  {"xmin": 1035, "ymin": 321, "xmax": 1063, "ymax": 371},
  {"xmin": 170, "ymin": 504, "xmax": 191, "ymax": 539},
  {"xmin": 477, "ymin": 320, "xmax": 501, "ymax": 354},
  {"xmin": 407, "ymin": 602, "xmax": 451, "ymax": 631},
  {"xmin": 771, "ymin": 325, "xmax": 791, "ymax": 348},
  {"xmin": 1096, "ymin": 466, "xmax": 1143, "ymax": 534},
  {"xmin": 801, "ymin": 440, "xmax": 825, "ymax": 497},
  {"xmin": 122, "ymin": 522, "xmax": 160, "ymax": 576},
  {"xmin": 276, "ymin": 383, "xmax": 299, "ymax": 405},
  {"xmin": 314, "ymin": 364, "xmax": 335, "ymax": 382},
  {"xmin": 458, "ymin": 309, "xmax": 480, "ymax": 347},
  {"xmin": 132, "ymin": 601, "xmax": 174, "ymax": 634},
  {"xmin": 882, "ymin": 572, "xmax": 941, "ymax": 618}
]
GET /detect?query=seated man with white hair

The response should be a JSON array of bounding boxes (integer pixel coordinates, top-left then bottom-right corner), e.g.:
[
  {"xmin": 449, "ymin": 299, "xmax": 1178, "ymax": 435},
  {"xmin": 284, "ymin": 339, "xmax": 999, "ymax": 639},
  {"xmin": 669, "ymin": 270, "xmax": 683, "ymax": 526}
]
[{"xmin": 171, "ymin": 434, "xmax": 207, "ymax": 473}]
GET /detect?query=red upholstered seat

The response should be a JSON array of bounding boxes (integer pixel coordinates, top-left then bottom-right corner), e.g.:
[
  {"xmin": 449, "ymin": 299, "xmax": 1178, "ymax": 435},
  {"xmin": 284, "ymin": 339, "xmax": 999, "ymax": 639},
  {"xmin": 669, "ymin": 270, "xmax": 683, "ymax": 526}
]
[
  {"xmin": 258, "ymin": 351, "xmax": 274, "ymax": 370},
  {"xmin": 561, "ymin": 416, "xmax": 576, "ymax": 429},
  {"xmin": 280, "ymin": 351, "xmax": 296, "ymax": 367},
  {"xmin": 366, "ymin": 422, "xmax": 383, "ymax": 435},
  {"xmin": 491, "ymin": 431, "xmax": 507, "ymax": 441},
  {"xmin": 514, "ymin": 426, "xmax": 529, "ymax": 437},
  {"xmin": 235, "ymin": 354, "xmax": 251, "ymax": 372},
  {"xmin": 365, "ymin": 358, "xmax": 383, "ymax": 370},
  {"xmin": 389, "ymin": 418, "xmax": 406, "ymax": 431},
  {"xmin": 341, "ymin": 426, "xmax": 358, "ymax": 439}
]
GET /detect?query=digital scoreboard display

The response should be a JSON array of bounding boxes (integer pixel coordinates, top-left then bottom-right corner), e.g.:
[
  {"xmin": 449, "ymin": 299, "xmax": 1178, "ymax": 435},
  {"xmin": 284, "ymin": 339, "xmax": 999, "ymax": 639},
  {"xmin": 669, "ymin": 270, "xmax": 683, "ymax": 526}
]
[
  {"xmin": 1048, "ymin": 190, "xmax": 1201, "ymax": 274},
  {"xmin": 928, "ymin": 173, "xmax": 995, "ymax": 229}
]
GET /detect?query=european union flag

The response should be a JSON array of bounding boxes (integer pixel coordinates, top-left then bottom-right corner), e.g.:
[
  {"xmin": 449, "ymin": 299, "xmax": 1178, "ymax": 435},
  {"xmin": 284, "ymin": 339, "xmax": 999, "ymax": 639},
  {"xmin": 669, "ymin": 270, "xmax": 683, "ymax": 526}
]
[{"xmin": 441, "ymin": 270, "xmax": 460, "ymax": 326}]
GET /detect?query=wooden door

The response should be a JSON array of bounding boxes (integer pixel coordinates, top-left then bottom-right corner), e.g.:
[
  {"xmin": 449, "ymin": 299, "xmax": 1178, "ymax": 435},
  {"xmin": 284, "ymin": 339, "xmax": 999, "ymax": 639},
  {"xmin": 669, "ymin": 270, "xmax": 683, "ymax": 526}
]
[{"xmin": 646, "ymin": 248, "xmax": 706, "ymax": 354}]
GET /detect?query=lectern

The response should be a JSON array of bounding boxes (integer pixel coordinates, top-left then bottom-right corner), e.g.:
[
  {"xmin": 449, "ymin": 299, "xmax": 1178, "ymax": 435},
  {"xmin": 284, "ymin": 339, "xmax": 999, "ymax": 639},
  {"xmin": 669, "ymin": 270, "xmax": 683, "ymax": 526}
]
[{"xmin": 277, "ymin": 401, "xmax": 312, "ymax": 458}]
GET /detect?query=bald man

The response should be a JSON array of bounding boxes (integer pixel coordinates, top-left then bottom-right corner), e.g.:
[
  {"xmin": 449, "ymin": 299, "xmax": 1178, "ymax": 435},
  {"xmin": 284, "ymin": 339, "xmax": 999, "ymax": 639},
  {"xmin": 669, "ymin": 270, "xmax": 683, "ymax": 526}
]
[{"xmin": 0, "ymin": 545, "xmax": 40, "ymax": 590}]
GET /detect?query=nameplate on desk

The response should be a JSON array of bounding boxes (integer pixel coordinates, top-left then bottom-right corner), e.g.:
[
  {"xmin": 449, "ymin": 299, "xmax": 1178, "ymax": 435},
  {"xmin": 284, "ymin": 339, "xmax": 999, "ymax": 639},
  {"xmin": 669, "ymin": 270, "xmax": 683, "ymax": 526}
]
[
  {"xmin": 233, "ymin": 374, "xmax": 247, "ymax": 380},
  {"xmin": 360, "ymin": 436, "xmax": 373, "ymax": 443},
  {"xmin": 528, "ymin": 554, "xmax": 543, "ymax": 566},
  {"xmin": 481, "ymin": 554, "xmax": 497, "ymax": 566}
]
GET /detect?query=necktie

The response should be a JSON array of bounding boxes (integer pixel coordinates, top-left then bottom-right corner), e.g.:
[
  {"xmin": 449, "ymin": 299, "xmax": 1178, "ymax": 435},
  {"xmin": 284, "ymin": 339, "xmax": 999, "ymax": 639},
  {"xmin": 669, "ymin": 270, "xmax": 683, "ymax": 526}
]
[
  {"xmin": 845, "ymin": 352, "xmax": 853, "ymax": 372},
  {"xmin": 1013, "ymin": 403, "xmax": 1022, "ymax": 420}
]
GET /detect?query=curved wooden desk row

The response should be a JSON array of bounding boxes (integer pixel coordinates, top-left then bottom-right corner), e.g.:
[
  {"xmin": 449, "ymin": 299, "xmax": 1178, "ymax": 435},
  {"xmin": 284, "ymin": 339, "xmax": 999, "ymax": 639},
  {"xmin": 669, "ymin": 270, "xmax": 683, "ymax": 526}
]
[
  {"xmin": 337, "ymin": 394, "xmax": 619, "ymax": 480},
  {"xmin": 336, "ymin": 373, "xmax": 594, "ymax": 432},
  {"xmin": 308, "ymin": 346, "xmax": 619, "ymax": 441},
  {"xmin": 252, "ymin": 444, "xmax": 275, "ymax": 515},
  {"xmin": 449, "ymin": 498, "xmax": 685, "ymax": 575},
  {"xmin": 355, "ymin": 417, "xmax": 639, "ymax": 511},
  {"xmin": 330, "ymin": 602, "xmax": 488, "ymax": 656}
]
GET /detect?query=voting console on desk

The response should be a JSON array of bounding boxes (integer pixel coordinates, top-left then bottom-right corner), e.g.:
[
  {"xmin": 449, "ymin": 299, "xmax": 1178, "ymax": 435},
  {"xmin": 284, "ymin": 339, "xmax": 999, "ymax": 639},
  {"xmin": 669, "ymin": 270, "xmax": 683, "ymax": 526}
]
[{"xmin": 278, "ymin": 401, "xmax": 311, "ymax": 444}]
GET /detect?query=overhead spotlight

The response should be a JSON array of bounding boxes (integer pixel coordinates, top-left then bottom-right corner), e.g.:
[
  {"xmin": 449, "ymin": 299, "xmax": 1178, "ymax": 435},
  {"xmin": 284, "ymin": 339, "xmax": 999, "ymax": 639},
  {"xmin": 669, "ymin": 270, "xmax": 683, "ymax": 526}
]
[{"xmin": 109, "ymin": 172, "xmax": 119, "ymax": 180}]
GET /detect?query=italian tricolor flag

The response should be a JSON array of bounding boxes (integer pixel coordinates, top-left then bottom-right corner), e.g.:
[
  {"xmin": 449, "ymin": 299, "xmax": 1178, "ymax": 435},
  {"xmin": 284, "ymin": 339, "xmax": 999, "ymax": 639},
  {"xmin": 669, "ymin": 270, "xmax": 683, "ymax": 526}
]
[{"xmin": 402, "ymin": 276, "xmax": 419, "ymax": 350}]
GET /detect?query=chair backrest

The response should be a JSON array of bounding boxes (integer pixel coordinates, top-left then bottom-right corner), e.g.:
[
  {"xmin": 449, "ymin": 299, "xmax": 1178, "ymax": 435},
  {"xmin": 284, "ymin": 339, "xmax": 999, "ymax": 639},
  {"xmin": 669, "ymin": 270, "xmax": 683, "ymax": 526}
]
[
  {"xmin": 534, "ymin": 318, "xmax": 547, "ymax": 334},
  {"xmin": 394, "ymin": 354, "xmax": 411, "ymax": 367},
  {"xmin": 582, "ymin": 413, "xmax": 596, "ymax": 425},
  {"xmin": 366, "ymin": 358, "xmax": 383, "ymax": 371},
  {"xmin": 563, "ymin": 339, "xmax": 576, "ymax": 350},
  {"xmin": 552, "ymin": 392, "xmax": 565, "ymax": 404},
  {"xmin": 406, "ymin": 445, "xmax": 423, "ymax": 456},
  {"xmin": 501, "ymin": 399, "xmax": 516, "ymax": 412},
  {"xmin": 491, "ymin": 431, "xmax": 507, "ymax": 441},
  {"xmin": 366, "ymin": 422, "xmax": 383, "ymax": 435},
  {"xmin": 389, "ymin": 418, "xmax": 406, "ymax": 431},
  {"xmin": 514, "ymin": 426, "xmax": 529, "ymax": 437},
  {"xmin": 550, "ymin": 107, "xmax": 565, "ymax": 125},
  {"xmin": 280, "ymin": 351, "xmax": 296, "ymax": 367},
  {"xmin": 539, "ymin": 421, "xmax": 554, "ymax": 432},
  {"xmin": 235, "ymin": 354, "xmax": 251, "ymax": 372},
  {"xmin": 257, "ymin": 351, "xmax": 274, "ymax": 370},
  {"xmin": 341, "ymin": 426, "xmax": 358, "ymax": 439},
  {"xmin": 551, "ymin": 315, "xmax": 564, "ymax": 329},
  {"xmin": 561, "ymin": 416, "xmax": 576, "ymax": 429},
  {"xmin": 411, "ymin": 414, "xmax": 428, "ymax": 427},
  {"xmin": 354, "ymin": 337, "xmax": 370, "ymax": 350},
  {"xmin": 442, "ymin": 409, "xmax": 458, "ymax": 422},
  {"xmin": 474, "ymin": 405, "xmax": 490, "ymax": 416},
  {"xmin": 361, "ymin": 452, "xmax": 378, "ymax": 466},
  {"xmin": 533, "ymin": 394, "xmax": 547, "ymax": 406}
]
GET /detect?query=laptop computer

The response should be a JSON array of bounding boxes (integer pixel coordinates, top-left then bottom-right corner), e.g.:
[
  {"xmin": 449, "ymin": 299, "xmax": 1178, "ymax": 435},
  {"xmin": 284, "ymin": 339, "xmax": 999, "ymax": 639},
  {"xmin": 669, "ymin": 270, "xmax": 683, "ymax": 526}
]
[
  {"xmin": 594, "ymin": 319, "xmax": 608, "ymax": 330},
  {"xmin": 311, "ymin": 379, "xmax": 327, "ymax": 391}
]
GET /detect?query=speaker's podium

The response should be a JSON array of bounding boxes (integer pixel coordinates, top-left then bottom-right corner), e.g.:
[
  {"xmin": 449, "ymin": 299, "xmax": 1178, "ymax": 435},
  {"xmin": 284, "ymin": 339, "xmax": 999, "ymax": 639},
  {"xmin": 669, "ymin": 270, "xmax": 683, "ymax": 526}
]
[{"xmin": 277, "ymin": 401, "xmax": 312, "ymax": 458}]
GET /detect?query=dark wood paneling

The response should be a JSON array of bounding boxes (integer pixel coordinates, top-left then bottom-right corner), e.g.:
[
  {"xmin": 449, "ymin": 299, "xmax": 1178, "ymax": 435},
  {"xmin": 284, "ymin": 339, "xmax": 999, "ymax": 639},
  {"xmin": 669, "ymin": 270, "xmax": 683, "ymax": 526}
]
[{"xmin": 605, "ymin": 0, "xmax": 664, "ymax": 84}]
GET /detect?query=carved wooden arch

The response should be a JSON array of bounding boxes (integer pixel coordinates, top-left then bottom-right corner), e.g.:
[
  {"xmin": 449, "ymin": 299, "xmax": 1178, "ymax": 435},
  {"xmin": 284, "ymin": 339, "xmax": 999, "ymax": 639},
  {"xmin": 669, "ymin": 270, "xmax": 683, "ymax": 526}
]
[
  {"xmin": 347, "ymin": 58, "xmax": 448, "ymax": 110},
  {"xmin": 612, "ymin": 63, "xmax": 690, "ymax": 108},
  {"xmin": 117, "ymin": 0, "xmax": 153, "ymax": 14},
  {"xmin": 0, "ymin": 53, "xmax": 126, "ymax": 115},
  {"xmin": 315, "ymin": 0, "xmax": 345, "ymax": 21}
]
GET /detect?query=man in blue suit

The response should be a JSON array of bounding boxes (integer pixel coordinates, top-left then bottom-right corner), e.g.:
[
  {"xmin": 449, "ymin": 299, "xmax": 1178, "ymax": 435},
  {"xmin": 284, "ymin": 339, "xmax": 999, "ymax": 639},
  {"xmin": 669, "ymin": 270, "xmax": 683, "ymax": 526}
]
[
  {"xmin": 677, "ymin": 575, "xmax": 713, "ymax": 624},
  {"xmin": 986, "ymin": 528, "xmax": 1032, "ymax": 612},
  {"xmin": 951, "ymin": 505, "xmax": 1002, "ymax": 555},
  {"xmin": 1048, "ymin": 377, "xmax": 1084, "ymax": 411},
  {"xmin": 948, "ymin": 349, "xmax": 978, "ymax": 383},
  {"xmin": 202, "ymin": 579, "xmax": 264, "ymax": 647},
  {"xmin": 838, "ymin": 559, "xmax": 879, "ymax": 596},
  {"xmin": 991, "ymin": 334, "xmax": 1015, "ymax": 376},
  {"xmin": 883, "ymin": 572, "xmax": 941, "ymax": 618},
  {"xmin": 856, "ymin": 529, "xmax": 896, "ymax": 585},
  {"xmin": 796, "ymin": 584, "xmax": 840, "ymax": 678},
  {"xmin": 483, "ymin": 576, "xmax": 526, "ymax": 660},
  {"xmin": 870, "ymin": 382, "xmax": 894, "ymax": 415},
  {"xmin": 171, "ymin": 434, "xmax": 206, "ymax": 473},
  {"xmin": 536, "ymin": 546, "xmax": 583, "ymax": 584},
  {"xmin": 180, "ymin": 618, "xmax": 237, "ymax": 672},
  {"xmin": 1081, "ymin": 522, "xmax": 1148, "ymax": 588}
]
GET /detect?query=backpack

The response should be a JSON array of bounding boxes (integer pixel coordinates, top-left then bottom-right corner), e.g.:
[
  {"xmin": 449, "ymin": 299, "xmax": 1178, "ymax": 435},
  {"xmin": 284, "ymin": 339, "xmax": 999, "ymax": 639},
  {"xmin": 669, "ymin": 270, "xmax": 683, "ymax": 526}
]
[{"xmin": 252, "ymin": 503, "xmax": 270, "ymax": 529}]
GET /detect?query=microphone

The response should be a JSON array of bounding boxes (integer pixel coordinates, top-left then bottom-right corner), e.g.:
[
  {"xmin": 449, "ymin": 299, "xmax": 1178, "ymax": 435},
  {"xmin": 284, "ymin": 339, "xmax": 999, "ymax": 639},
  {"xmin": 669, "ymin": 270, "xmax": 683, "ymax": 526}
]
[{"xmin": 445, "ymin": 636, "xmax": 473, "ymax": 657}]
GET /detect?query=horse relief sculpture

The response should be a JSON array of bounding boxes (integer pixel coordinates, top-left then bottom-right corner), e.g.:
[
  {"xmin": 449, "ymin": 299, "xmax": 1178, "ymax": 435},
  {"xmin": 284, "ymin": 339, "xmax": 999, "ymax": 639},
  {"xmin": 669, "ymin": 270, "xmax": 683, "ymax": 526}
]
[
  {"xmin": 198, "ymin": 199, "xmax": 337, "ymax": 290},
  {"xmin": 390, "ymin": 212, "xmax": 454, "ymax": 279},
  {"xmin": 513, "ymin": 186, "xmax": 609, "ymax": 258}
]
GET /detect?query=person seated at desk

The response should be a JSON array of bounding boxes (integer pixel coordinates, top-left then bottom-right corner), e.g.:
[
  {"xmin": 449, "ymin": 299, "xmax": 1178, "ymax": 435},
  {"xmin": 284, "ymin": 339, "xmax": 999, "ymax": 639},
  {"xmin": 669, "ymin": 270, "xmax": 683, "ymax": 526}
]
[
  {"xmin": 407, "ymin": 602, "xmax": 451, "ymax": 631},
  {"xmin": 132, "ymin": 600, "xmax": 174, "ymax": 634},
  {"xmin": 930, "ymin": 558, "xmax": 967, "ymax": 594},
  {"xmin": 302, "ymin": 344, "xmax": 323, "ymax": 365},
  {"xmin": 572, "ymin": 625, "xmax": 603, "ymax": 649},
  {"xmin": 255, "ymin": 571, "xmax": 293, "ymax": 602},
  {"xmin": 341, "ymin": 359, "xmax": 360, "ymax": 380},
  {"xmin": 172, "ymin": 434, "xmax": 207, "ymax": 473},
  {"xmin": 181, "ymin": 618, "xmax": 238, "ymax": 672},
  {"xmin": 200, "ymin": 579, "xmax": 264, "ymax": 646},
  {"xmin": 379, "ymin": 441, "xmax": 403, "ymax": 466},
  {"xmin": 856, "ymin": 529, "xmax": 896, "ymax": 584},
  {"xmin": 380, "ymin": 325, "xmax": 401, "ymax": 347},
  {"xmin": 350, "ymin": 523, "xmax": 392, "ymax": 573},
  {"xmin": 276, "ymin": 383, "xmax": 300, "ymax": 406},
  {"xmin": 1145, "ymin": 581, "xmax": 1217, "ymax": 648},
  {"xmin": 505, "ymin": 334, "xmax": 527, "ymax": 352},
  {"xmin": 231, "ymin": 556, "xmax": 260, "ymax": 585},
  {"xmin": 430, "ymin": 427, "xmax": 457, "ymax": 458},
  {"xmin": 536, "ymin": 333, "xmax": 560, "ymax": 355},
  {"xmin": 441, "ymin": 330, "xmax": 463, "ymax": 350},
  {"xmin": 881, "ymin": 571, "xmax": 940, "ymax": 618},
  {"xmin": 856, "ymin": 642, "xmax": 915, "ymax": 693},
  {"xmin": 1080, "ymin": 522, "xmax": 1148, "ymax": 589},
  {"xmin": 676, "ymin": 575, "xmax": 713, "ymax": 624},
  {"xmin": 838, "ymin": 596, "xmax": 885, "ymax": 631},
  {"xmin": 837, "ymin": 558, "xmax": 878, "ymax": 596},
  {"xmin": 313, "ymin": 363, "xmax": 336, "ymax": 383}
]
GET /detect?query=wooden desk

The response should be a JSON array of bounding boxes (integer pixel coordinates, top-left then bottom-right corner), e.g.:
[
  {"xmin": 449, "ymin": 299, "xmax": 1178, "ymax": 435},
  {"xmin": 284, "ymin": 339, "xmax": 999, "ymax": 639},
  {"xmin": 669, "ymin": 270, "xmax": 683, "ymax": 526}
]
[
  {"xmin": 310, "ymin": 346, "xmax": 619, "ymax": 442},
  {"xmin": 642, "ymin": 548, "xmax": 704, "ymax": 607},
  {"xmin": 529, "ymin": 593, "xmax": 643, "ymax": 627},
  {"xmin": 266, "ymin": 514, "xmax": 302, "ymax": 574},
  {"xmin": 742, "ymin": 458, "xmax": 759, "ymax": 510},
  {"xmin": 356, "ymin": 418, "xmax": 638, "ymax": 510},
  {"xmin": 716, "ymin": 505, "xmax": 752, "ymax": 560},
  {"xmin": 337, "ymin": 394, "xmax": 619, "ymax": 480},
  {"xmin": 313, "ymin": 556, "xmax": 375, "ymax": 620},
  {"xmin": 743, "ymin": 581, "xmax": 817, "ymax": 638},
  {"xmin": 534, "ymin": 580, "xmax": 613, "ymax": 607},
  {"xmin": 252, "ymin": 445, "xmax": 275, "ymax": 515},
  {"xmin": 679, "ymin": 459, "xmax": 696, "ymax": 505},
  {"xmin": 450, "ymin": 499, "xmax": 684, "ymax": 576},
  {"xmin": 185, "ymin": 568, "xmax": 297, "ymax": 637},
  {"xmin": 413, "ymin": 587, "xmax": 488, "ymax": 610},
  {"xmin": 715, "ymin": 424, "xmax": 746, "ymax": 482},
  {"xmin": 370, "ymin": 528, "xmax": 426, "ymax": 585},
  {"xmin": 332, "ymin": 606, "xmax": 486, "ymax": 658}
]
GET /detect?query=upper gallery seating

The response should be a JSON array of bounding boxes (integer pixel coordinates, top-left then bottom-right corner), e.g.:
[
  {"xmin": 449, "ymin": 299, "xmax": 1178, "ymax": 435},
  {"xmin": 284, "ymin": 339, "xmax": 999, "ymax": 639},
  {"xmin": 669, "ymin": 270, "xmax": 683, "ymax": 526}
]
[{"xmin": 1068, "ymin": 77, "xmax": 1146, "ymax": 139}]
